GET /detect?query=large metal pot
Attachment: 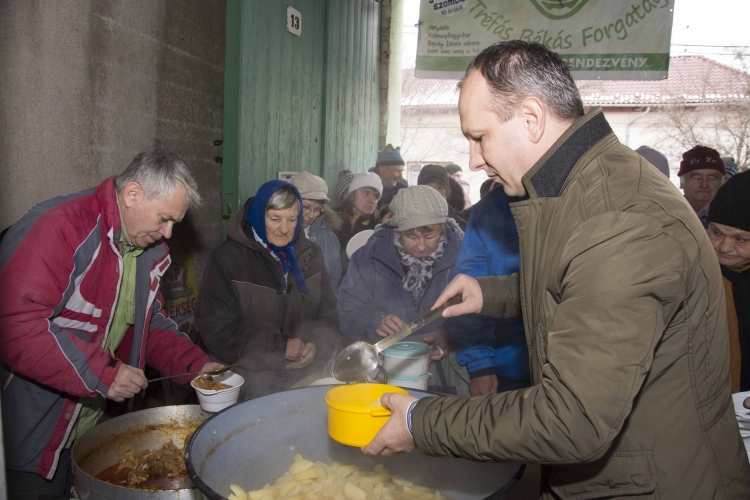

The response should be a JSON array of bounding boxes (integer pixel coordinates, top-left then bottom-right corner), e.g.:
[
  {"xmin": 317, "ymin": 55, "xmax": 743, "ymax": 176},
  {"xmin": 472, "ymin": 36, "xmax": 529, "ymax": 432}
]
[
  {"xmin": 186, "ymin": 386, "xmax": 522, "ymax": 500},
  {"xmin": 72, "ymin": 405, "xmax": 210, "ymax": 500}
]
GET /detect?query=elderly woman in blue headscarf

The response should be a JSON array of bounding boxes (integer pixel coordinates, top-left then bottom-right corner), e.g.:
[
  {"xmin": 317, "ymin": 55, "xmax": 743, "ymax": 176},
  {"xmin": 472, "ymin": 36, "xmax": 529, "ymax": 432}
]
[{"xmin": 197, "ymin": 180, "xmax": 340, "ymax": 401}]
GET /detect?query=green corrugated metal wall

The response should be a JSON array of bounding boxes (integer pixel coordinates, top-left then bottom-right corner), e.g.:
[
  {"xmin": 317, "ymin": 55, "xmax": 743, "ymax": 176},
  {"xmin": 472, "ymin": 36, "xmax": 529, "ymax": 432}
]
[
  {"xmin": 322, "ymin": 0, "xmax": 381, "ymax": 194},
  {"xmin": 223, "ymin": 0, "xmax": 380, "ymax": 234}
]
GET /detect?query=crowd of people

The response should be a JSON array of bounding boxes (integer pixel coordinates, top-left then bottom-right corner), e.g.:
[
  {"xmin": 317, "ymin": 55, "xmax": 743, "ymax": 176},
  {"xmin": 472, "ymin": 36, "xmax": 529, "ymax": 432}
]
[
  {"xmin": 2, "ymin": 40, "xmax": 750, "ymax": 499},
  {"xmin": 193, "ymin": 132, "xmax": 749, "ymax": 404},
  {"xmin": 195, "ymin": 145, "xmax": 495, "ymax": 400}
]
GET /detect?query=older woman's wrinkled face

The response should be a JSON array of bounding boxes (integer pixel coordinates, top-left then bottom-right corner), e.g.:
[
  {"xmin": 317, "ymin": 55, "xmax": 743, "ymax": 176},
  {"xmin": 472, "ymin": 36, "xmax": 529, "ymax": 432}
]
[
  {"xmin": 301, "ymin": 199, "xmax": 324, "ymax": 229},
  {"xmin": 401, "ymin": 224, "xmax": 443, "ymax": 259},
  {"xmin": 265, "ymin": 204, "xmax": 299, "ymax": 247},
  {"xmin": 351, "ymin": 187, "xmax": 380, "ymax": 216},
  {"xmin": 709, "ymin": 222, "xmax": 750, "ymax": 268}
]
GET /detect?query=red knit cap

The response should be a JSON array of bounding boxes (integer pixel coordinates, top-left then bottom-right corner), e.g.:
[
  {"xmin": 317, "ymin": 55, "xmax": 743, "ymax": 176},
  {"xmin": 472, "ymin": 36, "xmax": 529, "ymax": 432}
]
[{"xmin": 677, "ymin": 145, "xmax": 725, "ymax": 176}]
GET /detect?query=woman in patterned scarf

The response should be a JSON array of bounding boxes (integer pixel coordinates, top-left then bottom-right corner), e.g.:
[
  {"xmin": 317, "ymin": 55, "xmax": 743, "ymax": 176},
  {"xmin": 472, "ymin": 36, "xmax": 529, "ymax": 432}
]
[{"xmin": 337, "ymin": 186, "xmax": 466, "ymax": 393}]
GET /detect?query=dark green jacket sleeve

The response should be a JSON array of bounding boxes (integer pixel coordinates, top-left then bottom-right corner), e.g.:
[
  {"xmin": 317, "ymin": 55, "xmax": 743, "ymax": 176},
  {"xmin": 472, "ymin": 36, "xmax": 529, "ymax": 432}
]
[
  {"xmin": 476, "ymin": 273, "xmax": 522, "ymax": 318},
  {"xmin": 412, "ymin": 212, "xmax": 684, "ymax": 463}
]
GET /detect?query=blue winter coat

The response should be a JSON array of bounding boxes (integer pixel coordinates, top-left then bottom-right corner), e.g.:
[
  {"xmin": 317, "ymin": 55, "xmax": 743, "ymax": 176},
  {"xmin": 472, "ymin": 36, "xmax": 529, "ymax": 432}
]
[
  {"xmin": 338, "ymin": 224, "xmax": 463, "ymax": 343},
  {"xmin": 448, "ymin": 188, "xmax": 530, "ymax": 381},
  {"xmin": 306, "ymin": 207, "xmax": 343, "ymax": 294}
]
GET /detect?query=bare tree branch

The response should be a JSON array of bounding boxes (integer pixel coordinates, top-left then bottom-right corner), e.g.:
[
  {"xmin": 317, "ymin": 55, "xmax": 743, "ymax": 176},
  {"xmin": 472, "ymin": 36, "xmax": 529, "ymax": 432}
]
[{"xmin": 647, "ymin": 49, "xmax": 750, "ymax": 170}]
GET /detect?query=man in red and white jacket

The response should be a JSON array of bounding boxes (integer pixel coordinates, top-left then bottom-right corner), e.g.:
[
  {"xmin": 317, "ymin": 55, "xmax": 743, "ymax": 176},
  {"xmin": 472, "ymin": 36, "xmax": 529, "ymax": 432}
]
[{"xmin": 0, "ymin": 144, "xmax": 221, "ymax": 499}]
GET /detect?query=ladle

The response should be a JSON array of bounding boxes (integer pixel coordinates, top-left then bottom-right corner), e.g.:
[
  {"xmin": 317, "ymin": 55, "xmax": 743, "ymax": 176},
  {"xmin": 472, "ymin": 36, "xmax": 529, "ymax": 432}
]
[{"xmin": 332, "ymin": 297, "xmax": 460, "ymax": 382}]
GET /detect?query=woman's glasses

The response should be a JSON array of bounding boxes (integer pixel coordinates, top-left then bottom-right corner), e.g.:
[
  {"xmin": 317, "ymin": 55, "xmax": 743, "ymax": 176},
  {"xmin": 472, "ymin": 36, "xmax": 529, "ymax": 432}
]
[{"xmin": 302, "ymin": 206, "xmax": 324, "ymax": 217}]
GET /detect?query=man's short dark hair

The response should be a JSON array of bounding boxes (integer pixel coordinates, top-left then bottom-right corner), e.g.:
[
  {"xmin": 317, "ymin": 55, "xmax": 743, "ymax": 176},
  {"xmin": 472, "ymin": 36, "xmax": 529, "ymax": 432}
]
[{"xmin": 460, "ymin": 41, "xmax": 584, "ymax": 123}]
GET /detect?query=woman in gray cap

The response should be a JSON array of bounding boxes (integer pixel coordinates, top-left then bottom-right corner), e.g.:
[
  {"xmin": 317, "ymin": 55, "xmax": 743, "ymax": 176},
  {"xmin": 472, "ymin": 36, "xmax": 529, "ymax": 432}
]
[
  {"xmin": 337, "ymin": 185, "xmax": 465, "ymax": 392},
  {"xmin": 333, "ymin": 171, "xmax": 383, "ymax": 279},
  {"xmin": 290, "ymin": 172, "xmax": 343, "ymax": 294}
]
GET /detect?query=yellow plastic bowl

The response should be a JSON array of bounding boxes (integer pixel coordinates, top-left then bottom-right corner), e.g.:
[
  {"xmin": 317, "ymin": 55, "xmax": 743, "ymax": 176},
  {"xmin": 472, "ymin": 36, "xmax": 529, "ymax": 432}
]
[{"xmin": 325, "ymin": 383, "xmax": 409, "ymax": 447}]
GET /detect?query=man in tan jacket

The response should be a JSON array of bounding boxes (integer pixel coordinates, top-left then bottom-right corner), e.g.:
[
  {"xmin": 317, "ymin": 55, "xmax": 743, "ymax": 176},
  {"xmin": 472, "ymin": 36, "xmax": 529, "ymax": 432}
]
[{"xmin": 364, "ymin": 41, "xmax": 750, "ymax": 499}]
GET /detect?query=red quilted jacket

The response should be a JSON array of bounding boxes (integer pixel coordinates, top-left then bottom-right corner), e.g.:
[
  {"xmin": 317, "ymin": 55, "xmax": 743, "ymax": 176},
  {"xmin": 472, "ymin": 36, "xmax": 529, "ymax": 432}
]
[{"xmin": 0, "ymin": 176, "xmax": 208, "ymax": 478}]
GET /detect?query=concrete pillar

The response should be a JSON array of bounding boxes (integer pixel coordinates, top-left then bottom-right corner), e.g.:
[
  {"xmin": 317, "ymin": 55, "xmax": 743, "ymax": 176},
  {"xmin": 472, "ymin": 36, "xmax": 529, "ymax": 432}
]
[
  {"xmin": 379, "ymin": 0, "xmax": 404, "ymax": 149},
  {"xmin": 0, "ymin": 0, "xmax": 225, "ymax": 283}
]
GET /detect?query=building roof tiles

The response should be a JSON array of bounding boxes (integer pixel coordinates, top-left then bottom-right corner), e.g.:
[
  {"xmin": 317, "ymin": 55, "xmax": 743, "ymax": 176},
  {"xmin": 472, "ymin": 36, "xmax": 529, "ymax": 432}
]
[{"xmin": 401, "ymin": 56, "xmax": 750, "ymax": 107}]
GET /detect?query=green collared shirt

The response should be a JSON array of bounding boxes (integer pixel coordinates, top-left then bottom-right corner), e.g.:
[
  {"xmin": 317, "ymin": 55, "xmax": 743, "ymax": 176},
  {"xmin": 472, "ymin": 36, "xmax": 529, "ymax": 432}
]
[
  {"xmin": 107, "ymin": 235, "xmax": 143, "ymax": 351},
  {"xmin": 66, "ymin": 219, "xmax": 143, "ymax": 447}
]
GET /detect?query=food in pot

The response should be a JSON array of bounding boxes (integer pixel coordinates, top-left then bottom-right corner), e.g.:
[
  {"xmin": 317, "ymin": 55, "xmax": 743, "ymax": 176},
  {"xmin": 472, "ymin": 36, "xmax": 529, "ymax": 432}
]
[
  {"xmin": 194, "ymin": 376, "xmax": 233, "ymax": 391},
  {"xmin": 95, "ymin": 440, "xmax": 190, "ymax": 489},
  {"xmin": 228, "ymin": 454, "xmax": 446, "ymax": 500}
]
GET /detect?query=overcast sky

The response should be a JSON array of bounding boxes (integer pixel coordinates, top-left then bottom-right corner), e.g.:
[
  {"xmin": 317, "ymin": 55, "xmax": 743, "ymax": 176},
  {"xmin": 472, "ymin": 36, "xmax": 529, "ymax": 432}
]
[{"xmin": 403, "ymin": 0, "xmax": 750, "ymax": 69}]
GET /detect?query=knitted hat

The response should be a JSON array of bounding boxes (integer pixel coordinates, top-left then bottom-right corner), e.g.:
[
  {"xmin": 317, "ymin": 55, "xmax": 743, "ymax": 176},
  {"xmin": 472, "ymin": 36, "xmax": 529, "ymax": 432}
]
[
  {"xmin": 376, "ymin": 144, "xmax": 405, "ymax": 168},
  {"xmin": 290, "ymin": 171, "xmax": 329, "ymax": 201},
  {"xmin": 417, "ymin": 164, "xmax": 451, "ymax": 194},
  {"xmin": 336, "ymin": 169, "xmax": 354, "ymax": 201},
  {"xmin": 677, "ymin": 145, "xmax": 725, "ymax": 177},
  {"xmin": 347, "ymin": 171, "xmax": 383, "ymax": 196},
  {"xmin": 708, "ymin": 170, "xmax": 750, "ymax": 233},
  {"xmin": 389, "ymin": 185, "xmax": 448, "ymax": 232},
  {"xmin": 636, "ymin": 145, "xmax": 670, "ymax": 178},
  {"xmin": 444, "ymin": 163, "xmax": 462, "ymax": 175},
  {"xmin": 447, "ymin": 176, "xmax": 466, "ymax": 211},
  {"xmin": 722, "ymin": 157, "xmax": 739, "ymax": 177}
]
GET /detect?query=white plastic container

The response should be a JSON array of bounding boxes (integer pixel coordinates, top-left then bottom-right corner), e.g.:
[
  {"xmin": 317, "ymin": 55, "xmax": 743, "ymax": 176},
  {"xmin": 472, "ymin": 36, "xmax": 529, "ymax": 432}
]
[
  {"xmin": 387, "ymin": 373, "xmax": 430, "ymax": 390},
  {"xmin": 191, "ymin": 372, "xmax": 244, "ymax": 412},
  {"xmin": 308, "ymin": 377, "xmax": 345, "ymax": 386},
  {"xmin": 382, "ymin": 341, "xmax": 430, "ymax": 377},
  {"xmin": 733, "ymin": 391, "xmax": 750, "ymax": 460},
  {"xmin": 346, "ymin": 230, "xmax": 374, "ymax": 258}
]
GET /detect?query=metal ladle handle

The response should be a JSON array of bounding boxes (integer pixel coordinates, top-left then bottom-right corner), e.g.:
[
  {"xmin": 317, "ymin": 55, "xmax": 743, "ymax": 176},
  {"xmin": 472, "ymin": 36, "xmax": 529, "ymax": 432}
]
[
  {"xmin": 373, "ymin": 296, "xmax": 460, "ymax": 354},
  {"xmin": 147, "ymin": 364, "xmax": 237, "ymax": 384}
]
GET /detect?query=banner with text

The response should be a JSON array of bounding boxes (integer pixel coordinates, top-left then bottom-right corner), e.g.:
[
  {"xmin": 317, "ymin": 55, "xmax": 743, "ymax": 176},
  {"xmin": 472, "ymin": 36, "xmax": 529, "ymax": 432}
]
[
  {"xmin": 162, "ymin": 255, "xmax": 200, "ymax": 345},
  {"xmin": 417, "ymin": 0, "xmax": 674, "ymax": 80}
]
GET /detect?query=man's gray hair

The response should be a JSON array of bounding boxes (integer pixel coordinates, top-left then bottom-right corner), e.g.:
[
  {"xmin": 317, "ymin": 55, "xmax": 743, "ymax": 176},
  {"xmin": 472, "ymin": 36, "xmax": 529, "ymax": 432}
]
[
  {"xmin": 267, "ymin": 185, "xmax": 300, "ymax": 212},
  {"xmin": 114, "ymin": 143, "xmax": 201, "ymax": 208},
  {"xmin": 459, "ymin": 40, "xmax": 584, "ymax": 123}
]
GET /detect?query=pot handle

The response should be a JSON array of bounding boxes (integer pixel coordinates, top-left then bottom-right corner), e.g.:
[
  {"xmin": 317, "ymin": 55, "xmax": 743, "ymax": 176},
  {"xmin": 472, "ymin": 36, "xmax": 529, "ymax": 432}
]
[
  {"xmin": 371, "ymin": 410, "xmax": 392, "ymax": 417},
  {"xmin": 429, "ymin": 344, "xmax": 445, "ymax": 359}
]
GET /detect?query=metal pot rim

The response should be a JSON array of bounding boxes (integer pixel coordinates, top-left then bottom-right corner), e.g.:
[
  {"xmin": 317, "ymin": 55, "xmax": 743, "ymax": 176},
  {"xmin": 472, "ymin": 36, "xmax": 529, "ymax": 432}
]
[
  {"xmin": 185, "ymin": 386, "xmax": 327, "ymax": 500},
  {"xmin": 183, "ymin": 385, "xmax": 519, "ymax": 500},
  {"xmin": 72, "ymin": 405, "xmax": 207, "ymax": 498}
]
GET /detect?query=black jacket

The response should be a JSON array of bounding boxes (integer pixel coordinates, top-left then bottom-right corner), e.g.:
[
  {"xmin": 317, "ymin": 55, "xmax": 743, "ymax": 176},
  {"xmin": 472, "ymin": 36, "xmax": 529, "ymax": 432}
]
[
  {"xmin": 334, "ymin": 209, "xmax": 380, "ymax": 282},
  {"xmin": 448, "ymin": 206, "xmax": 467, "ymax": 232},
  {"xmin": 196, "ymin": 198, "xmax": 340, "ymax": 401}
]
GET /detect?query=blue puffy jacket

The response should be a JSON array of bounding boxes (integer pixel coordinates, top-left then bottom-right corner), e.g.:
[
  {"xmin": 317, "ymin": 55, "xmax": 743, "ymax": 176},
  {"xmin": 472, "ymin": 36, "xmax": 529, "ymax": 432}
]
[
  {"xmin": 448, "ymin": 188, "xmax": 530, "ymax": 382},
  {"xmin": 306, "ymin": 206, "xmax": 343, "ymax": 294},
  {"xmin": 338, "ymin": 224, "xmax": 462, "ymax": 343}
]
